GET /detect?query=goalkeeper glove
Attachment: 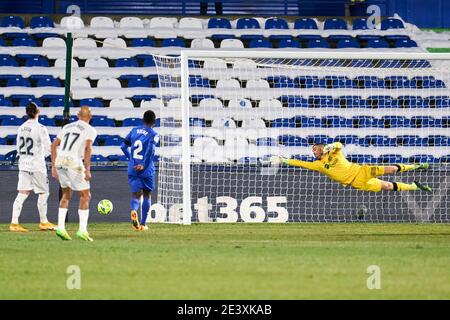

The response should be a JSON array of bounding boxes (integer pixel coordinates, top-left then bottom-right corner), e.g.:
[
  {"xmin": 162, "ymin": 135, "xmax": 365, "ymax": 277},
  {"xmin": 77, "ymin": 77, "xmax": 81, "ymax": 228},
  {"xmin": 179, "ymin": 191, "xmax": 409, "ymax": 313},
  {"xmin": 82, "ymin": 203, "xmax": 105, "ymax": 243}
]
[
  {"xmin": 270, "ymin": 155, "xmax": 288, "ymax": 165},
  {"xmin": 323, "ymin": 144, "xmax": 335, "ymax": 154}
]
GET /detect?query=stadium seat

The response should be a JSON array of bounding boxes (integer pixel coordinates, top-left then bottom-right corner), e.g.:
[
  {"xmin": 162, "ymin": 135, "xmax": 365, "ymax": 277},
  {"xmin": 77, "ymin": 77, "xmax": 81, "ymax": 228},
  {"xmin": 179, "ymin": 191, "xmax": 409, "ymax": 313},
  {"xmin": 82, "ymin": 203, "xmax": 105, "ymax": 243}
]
[
  {"xmin": 123, "ymin": 118, "xmax": 144, "ymax": 127},
  {"xmin": 216, "ymin": 78, "xmax": 240, "ymax": 89},
  {"xmin": 378, "ymin": 154, "xmax": 407, "ymax": 164},
  {"xmin": 268, "ymin": 76, "xmax": 298, "ymax": 88},
  {"xmin": 334, "ymin": 135, "xmax": 359, "ymax": 145},
  {"xmin": 271, "ymin": 118, "xmax": 295, "ymax": 127},
  {"xmin": 396, "ymin": 135, "xmax": 424, "ymax": 146},
  {"xmin": 352, "ymin": 18, "xmax": 368, "ymax": 30},
  {"xmin": 308, "ymin": 95, "xmax": 335, "ymax": 108},
  {"xmin": 1, "ymin": 15, "xmax": 25, "ymax": 28},
  {"xmin": 236, "ymin": 18, "xmax": 260, "ymax": 29},
  {"xmin": 366, "ymin": 38, "xmax": 390, "ymax": 48},
  {"xmin": 103, "ymin": 135, "xmax": 124, "ymax": 146},
  {"xmin": 348, "ymin": 155, "xmax": 376, "ymax": 164},
  {"xmin": 110, "ymin": 98, "xmax": 134, "ymax": 108},
  {"xmin": 294, "ymin": 18, "xmax": 318, "ymax": 30},
  {"xmin": 381, "ymin": 18, "xmax": 404, "ymax": 30},
  {"xmin": 37, "ymin": 76, "xmax": 61, "ymax": 87},
  {"xmin": 131, "ymin": 38, "xmax": 155, "ymax": 47},
  {"xmin": 97, "ymin": 78, "xmax": 121, "ymax": 88},
  {"xmin": 30, "ymin": 16, "xmax": 54, "ymax": 28},
  {"xmin": 127, "ymin": 76, "xmax": 151, "ymax": 88},
  {"xmin": 115, "ymin": 57, "xmax": 139, "ymax": 68},
  {"xmin": 220, "ymin": 39, "xmax": 244, "ymax": 49},
  {"xmin": 306, "ymin": 134, "xmax": 332, "ymax": 145},
  {"xmin": 25, "ymin": 56, "xmax": 49, "ymax": 67},
  {"xmin": 7, "ymin": 76, "xmax": 30, "ymax": 87},
  {"xmin": 189, "ymin": 75, "xmax": 210, "ymax": 88},
  {"xmin": 91, "ymin": 116, "xmax": 115, "ymax": 127},
  {"xmin": 199, "ymin": 98, "xmax": 223, "ymax": 108},
  {"xmin": 411, "ymin": 116, "xmax": 438, "ymax": 128},
  {"xmin": 38, "ymin": 115, "xmax": 56, "ymax": 126},
  {"xmin": 409, "ymin": 155, "xmax": 438, "ymax": 164},
  {"xmin": 265, "ymin": 18, "xmax": 288, "ymax": 30},
  {"xmin": 352, "ymin": 116, "xmax": 381, "ymax": 128},
  {"xmin": 278, "ymin": 38, "xmax": 300, "ymax": 48},
  {"xmin": 1, "ymin": 116, "xmax": 23, "ymax": 126},
  {"xmin": 336, "ymin": 39, "xmax": 359, "ymax": 48},
  {"xmin": 307, "ymin": 38, "xmax": 330, "ymax": 48},
  {"xmin": 381, "ymin": 116, "xmax": 410, "ymax": 128},
  {"xmin": 384, "ymin": 76, "xmax": 410, "ymax": 89},
  {"xmin": 80, "ymin": 98, "xmax": 104, "ymax": 108},
  {"xmin": 19, "ymin": 97, "xmax": 43, "ymax": 107},
  {"xmin": 367, "ymin": 95, "xmax": 397, "ymax": 108},
  {"xmin": 12, "ymin": 37, "xmax": 37, "ymax": 47},
  {"xmin": 362, "ymin": 135, "xmax": 396, "ymax": 147},
  {"xmin": 191, "ymin": 38, "xmax": 215, "ymax": 49},
  {"xmin": 256, "ymin": 137, "xmax": 278, "ymax": 147},
  {"xmin": 428, "ymin": 96, "xmax": 450, "ymax": 107},
  {"xmin": 395, "ymin": 39, "xmax": 418, "ymax": 48},
  {"xmin": 0, "ymin": 55, "xmax": 18, "ymax": 67},
  {"xmin": 189, "ymin": 117, "xmax": 206, "ymax": 127},
  {"xmin": 297, "ymin": 76, "xmax": 320, "ymax": 88},
  {"xmin": 208, "ymin": 18, "xmax": 231, "ymax": 29},
  {"xmin": 42, "ymin": 37, "xmax": 66, "ymax": 48},
  {"xmin": 338, "ymin": 96, "xmax": 365, "ymax": 108},
  {"xmin": 322, "ymin": 116, "xmax": 351, "ymax": 128},
  {"xmin": 259, "ymin": 98, "xmax": 282, "ymax": 109},
  {"xmin": 279, "ymin": 135, "xmax": 308, "ymax": 146},
  {"xmin": 228, "ymin": 98, "xmax": 252, "ymax": 109},
  {"xmin": 162, "ymin": 38, "xmax": 186, "ymax": 47},
  {"xmin": 249, "ymin": 39, "xmax": 272, "ymax": 48},
  {"xmin": 324, "ymin": 18, "xmax": 347, "ymax": 30},
  {"xmin": 0, "ymin": 96, "xmax": 13, "ymax": 107},
  {"xmin": 279, "ymin": 95, "xmax": 308, "ymax": 108}
]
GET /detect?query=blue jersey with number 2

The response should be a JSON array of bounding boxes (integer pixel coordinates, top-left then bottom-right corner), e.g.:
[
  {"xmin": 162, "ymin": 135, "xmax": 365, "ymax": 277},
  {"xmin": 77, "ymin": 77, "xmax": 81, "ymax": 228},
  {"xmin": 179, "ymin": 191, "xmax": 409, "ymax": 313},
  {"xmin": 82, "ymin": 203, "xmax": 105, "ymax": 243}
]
[{"xmin": 123, "ymin": 126, "xmax": 158, "ymax": 178}]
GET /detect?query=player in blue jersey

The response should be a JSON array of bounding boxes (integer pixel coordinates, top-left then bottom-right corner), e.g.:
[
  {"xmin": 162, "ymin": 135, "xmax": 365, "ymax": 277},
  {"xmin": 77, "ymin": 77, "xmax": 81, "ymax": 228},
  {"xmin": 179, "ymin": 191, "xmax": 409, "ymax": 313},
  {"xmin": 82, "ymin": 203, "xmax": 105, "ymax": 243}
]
[{"xmin": 120, "ymin": 110, "xmax": 158, "ymax": 231}]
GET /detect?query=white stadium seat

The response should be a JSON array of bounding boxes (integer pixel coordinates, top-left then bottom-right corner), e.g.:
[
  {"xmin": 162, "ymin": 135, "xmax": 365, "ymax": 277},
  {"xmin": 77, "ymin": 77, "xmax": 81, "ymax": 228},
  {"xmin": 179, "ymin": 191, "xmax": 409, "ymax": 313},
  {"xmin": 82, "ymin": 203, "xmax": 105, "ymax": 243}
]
[
  {"xmin": 85, "ymin": 58, "xmax": 109, "ymax": 68},
  {"xmin": 42, "ymin": 37, "xmax": 66, "ymax": 48},
  {"xmin": 119, "ymin": 17, "xmax": 144, "ymax": 29},
  {"xmin": 212, "ymin": 117, "xmax": 236, "ymax": 128},
  {"xmin": 149, "ymin": 17, "xmax": 177, "ymax": 39},
  {"xmin": 90, "ymin": 16, "xmax": 114, "ymax": 28},
  {"xmin": 97, "ymin": 78, "xmax": 122, "ymax": 88},
  {"xmin": 60, "ymin": 16, "xmax": 85, "ymax": 29},
  {"xmin": 216, "ymin": 79, "xmax": 241, "ymax": 89},
  {"xmin": 141, "ymin": 99, "xmax": 164, "ymax": 109},
  {"xmin": 102, "ymin": 37, "xmax": 127, "ymax": 48},
  {"xmin": 220, "ymin": 39, "xmax": 244, "ymax": 49},
  {"xmin": 228, "ymin": 98, "xmax": 252, "ymax": 109},
  {"xmin": 74, "ymin": 38, "xmax": 97, "ymax": 48},
  {"xmin": 54, "ymin": 58, "xmax": 79, "ymax": 68},
  {"xmin": 190, "ymin": 38, "xmax": 215, "ymax": 49},
  {"xmin": 110, "ymin": 98, "xmax": 134, "ymax": 108},
  {"xmin": 259, "ymin": 99, "xmax": 283, "ymax": 109},
  {"xmin": 193, "ymin": 137, "xmax": 219, "ymax": 149},
  {"xmin": 72, "ymin": 78, "xmax": 91, "ymax": 88},
  {"xmin": 246, "ymin": 79, "xmax": 270, "ymax": 89},
  {"xmin": 199, "ymin": 98, "xmax": 223, "ymax": 108},
  {"xmin": 178, "ymin": 17, "xmax": 204, "ymax": 39}
]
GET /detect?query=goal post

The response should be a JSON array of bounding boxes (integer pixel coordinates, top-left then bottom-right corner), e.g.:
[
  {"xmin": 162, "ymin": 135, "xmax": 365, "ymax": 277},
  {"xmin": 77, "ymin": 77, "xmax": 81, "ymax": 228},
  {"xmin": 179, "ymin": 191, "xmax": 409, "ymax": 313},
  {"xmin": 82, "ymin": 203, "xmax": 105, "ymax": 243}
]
[{"xmin": 154, "ymin": 50, "xmax": 450, "ymax": 224}]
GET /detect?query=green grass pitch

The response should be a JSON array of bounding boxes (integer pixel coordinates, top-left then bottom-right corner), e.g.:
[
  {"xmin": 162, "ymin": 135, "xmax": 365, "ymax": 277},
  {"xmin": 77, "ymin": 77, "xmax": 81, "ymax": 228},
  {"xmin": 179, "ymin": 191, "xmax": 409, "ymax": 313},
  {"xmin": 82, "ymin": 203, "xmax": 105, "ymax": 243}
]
[{"xmin": 1, "ymin": 223, "xmax": 449, "ymax": 299}]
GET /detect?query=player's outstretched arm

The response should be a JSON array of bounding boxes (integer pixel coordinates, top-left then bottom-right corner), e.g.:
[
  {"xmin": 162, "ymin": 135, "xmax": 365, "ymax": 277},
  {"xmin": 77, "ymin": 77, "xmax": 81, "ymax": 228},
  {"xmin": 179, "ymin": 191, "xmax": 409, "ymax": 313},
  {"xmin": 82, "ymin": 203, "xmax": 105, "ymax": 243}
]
[{"xmin": 270, "ymin": 155, "xmax": 320, "ymax": 171}]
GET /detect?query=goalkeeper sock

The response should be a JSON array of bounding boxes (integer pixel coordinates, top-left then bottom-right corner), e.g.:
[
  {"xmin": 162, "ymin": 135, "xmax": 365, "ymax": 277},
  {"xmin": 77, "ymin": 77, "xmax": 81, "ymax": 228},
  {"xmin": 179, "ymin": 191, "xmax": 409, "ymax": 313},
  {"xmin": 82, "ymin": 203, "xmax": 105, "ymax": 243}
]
[
  {"xmin": 395, "ymin": 164, "xmax": 418, "ymax": 172},
  {"xmin": 392, "ymin": 182, "xmax": 418, "ymax": 191},
  {"xmin": 141, "ymin": 197, "xmax": 151, "ymax": 225},
  {"xmin": 130, "ymin": 198, "xmax": 140, "ymax": 212}
]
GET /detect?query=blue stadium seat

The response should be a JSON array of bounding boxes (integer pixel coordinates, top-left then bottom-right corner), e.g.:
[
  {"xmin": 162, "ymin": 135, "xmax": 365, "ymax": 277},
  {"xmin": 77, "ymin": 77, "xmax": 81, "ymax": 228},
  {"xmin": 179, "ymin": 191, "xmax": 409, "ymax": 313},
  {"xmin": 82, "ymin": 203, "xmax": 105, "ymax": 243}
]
[
  {"xmin": 354, "ymin": 76, "xmax": 383, "ymax": 88},
  {"xmin": 0, "ymin": 138, "xmax": 7, "ymax": 145},
  {"xmin": 428, "ymin": 96, "xmax": 450, "ymax": 108},
  {"xmin": 25, "ymin": 56, "xmax": 49, "ymax": 67},
  {"xmin": 208, "ymin": 18, "xmax": 231, "ymax": 29},
  {"xmin": 336, "ymin": 39, "xmax": 360, "ymax": 48},
  {"xmin": 162, "ymin": 38, "xmax": 185, "ymax": 47},
  {"xmin": 308, "ymin": 95, "xmax": 335, "ymax": 108},
  {"xmin": 322, "ymin": 116, "xmax": 351, "ymax": 128},
  {"xmin": 307, "ymin": 38, "xmax": 330, "ymax": 48},
  {"xmin": 0, "ymin": 55, "xmax": 18, "ymax": 66},
  {"xmin": 381, "ymin": 18, "xmax": 404, "ymax": 30},
  {"xmin": 91, "ymin": 155, "xmax": 109, "ymax": 162},
  {"xmin": 238, "ymin": 157, "xmax": 259, "ymax": 164},
  {"xmin": 394, "ymin": 39, "xmax": 418, "ymax": 48},
  {"xmin": 123, "ymin": 118, "xmax": 144, "ymax": 127},
  {"xmin": 385, "ymin": 34, "xmax": 411, "ymax": 41},
  {"xmin": 294, "ymin": 18, "xmax": 318, "ymax": 30},
  {"xmin": 306, "ymin": 134, "xmax": 332, "ymax": 145},
  {"xmin": 267, "ymin": 76, "xmax": 298, "ymax": 88},
  {"xmin": 131, "ymin": 38, "xmax": 155, "ymax": 47},
  {"xmin": 189, "ymin": 75, "xmax": 210, "ymax": 88},
  {"xmin": 362, "ymin": 135, "xmax": 396, "ymax": 147},
  {"xmin": 411, "ymin": 76, "xmax": 445, "ymax": 89},
  {"xmin": 0, "ymin": 96, "xmax": 13, "ymax": 106},
  {"xmin": 324, "ymin": 18, "xmax": 347, "ymax": 30},
  {"xmin": 338, "ymin": 96, "xmax": 366, "ymax": 108},
  {"xmin": 349, "ymin": 155, "xmax": 377, "ymax": 164},
  {"xmin": 352, "ymin": 116, "xmax": 381, "ymax": 128},
  {"xmin": 378, "ymin": 154, "xmax": 407, "ymax": 164},
  {"xmin": 397, "ymin": 96, "xmax": 428, "ymax": 108},
  {"xmin": 49, "ymin": 97, "xmax": 73, "ymax": 108},
  {"xmin": 30, "ymin": 16, "xmax": 54, "ymax": 28},
  {"xmin": 19, "ymin": 96, "xmax": 43, "ymax": 107},
  {"xmin": 352, "ymin": 18, "xmax": 368, "ymax": 30},
  {"xmin": 128, "ymin": 76, "xmax": 151, "ymax": 88},
  {"xmin": 396, "ymin": 135, "xmax": 424, "ymax": 146},
  {"xmin": 279, "ymin": 95, "xmax": 308, "ymax": 108},
  {"xmin": 249, "ymin": 39, "xmax": 272, "ymax": 48},
  {"xmin": 295, "ymin": 116, "xmax": 321, "ymax": 127},
  {"xmin": 80, "ymin": 98, "xmax": 104, "ymax": 108},
  {"xmin": 265, "ymin": 18, "xmax": 288, "ymax": 29},
  {"xmin": 366, "ymin": 38, "xmax": 389, "ymax": 48},
  {"xmin": 367, "ymin": 95, "xmax": 398, "ymax": 108},
  {"xmin": 236, "ymin": 18, "xmax": 260, "ymax": 29},
  {"xmin": 6, "ymin": 76, "xmax": 30, "ymax": 87},
  {"xmin": 2, "ymin": 116, "xmax": 23, "ymax": 126},
  {"xmin": 256, "ymin": 137, "xmax": 278, "ymax": 146},
  {"xmin": 37, "ymin": 76, "xmax": 61, "ymax": 87},
  {"xmin": 1, "ymin": 15, "xmax": 25, "ymax": 28},
  {"xmin": 411, "ymin": 116, "xmax": 438, "ymax": 128},
  {"xmin": 12, "ymin": 37, "xmax": 37, "ymax": 47},
  {"xmin": 189, "ymin": 117, "xmax": 206, "ymax": 127},
  {"xmin": 381, "ymin": 116, "xmax": 410, "ymax": 128},
  {"xmin": 441, "ymin": 155, "xmax": 450, "ymax": 163},
  {"xmin": 279, "ymin": 135, "xmax": 308, "ymax": 146},
  {"xmin": 297, "ymin": 76, "xmax": 320, "ymax": 88},
  {"xmin": 142, "ymin": 56, "xmax": 156, "ymax": 67},
  {"xmin": 38, "ymin": 115, "xmax": 56, "ymax": 126},
  {"xmin": 278, "ymin": 38, "xmax": 300, "ymax": 48},
  {"xmin": 384, "ymin": 76, "xmax": 410, "ymax": 89},
  {"xmin": 115, "ymin": 57, "xmax": 139, "ymax": 68},
  {"xmin": 108, "ymin": 154, "xmax": 128, "ymax": 161},
  {"xmin": 271, "ymin": 118, "xmax": 295, "ymax": 127},
  {"xmin": 335, "ymin": 135, "xmax": 359, "ymax": 145},
  {"xmin": 91, "ymin": 116, "xmax": 115, "ymax": 127},
  {"xmin": 409, "ymin": 155, "xmax": 437, "ymax": 164},
  {"xmin": 425, "ymin": 135, "xmax": 449, "ymax": 146},
  {"xmin": 54, "ymin": 115, "xmax": 77, "ymax": 123},
  {"xmin": 319, "ymin": 76, "xmax": 353, "ymax": 89}
]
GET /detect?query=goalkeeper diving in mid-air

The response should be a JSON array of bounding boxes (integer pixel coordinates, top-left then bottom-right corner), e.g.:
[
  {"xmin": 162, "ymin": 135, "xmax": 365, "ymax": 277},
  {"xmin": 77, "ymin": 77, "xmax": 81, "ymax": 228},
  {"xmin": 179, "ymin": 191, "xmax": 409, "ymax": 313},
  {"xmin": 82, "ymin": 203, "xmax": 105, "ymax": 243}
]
[{"xmin": 271, "ymin": 142, "xmax": 432, "ymax": 193}]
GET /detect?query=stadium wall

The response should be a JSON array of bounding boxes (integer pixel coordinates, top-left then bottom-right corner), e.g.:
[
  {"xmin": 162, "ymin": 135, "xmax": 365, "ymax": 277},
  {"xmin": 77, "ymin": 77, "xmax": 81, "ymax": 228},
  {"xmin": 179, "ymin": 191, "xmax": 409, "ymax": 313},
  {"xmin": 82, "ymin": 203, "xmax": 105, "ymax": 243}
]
[{"xmin": 0, "ymin": 167, "xmax": 448, "ymax": 223}]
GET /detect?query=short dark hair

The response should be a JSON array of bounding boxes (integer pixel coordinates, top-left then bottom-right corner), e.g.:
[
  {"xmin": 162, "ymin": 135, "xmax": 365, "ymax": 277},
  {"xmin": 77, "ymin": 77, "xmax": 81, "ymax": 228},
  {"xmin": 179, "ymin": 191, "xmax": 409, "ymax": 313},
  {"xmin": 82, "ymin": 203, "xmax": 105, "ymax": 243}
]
[
  {"xmin": 312, "ymin": 143, "xmax": 324, "ymax": 148},
  {"xmin": 143, "ymin": 110, "xmax": 156, "ymax": 126},
  {"xmin": 26, "ymin": 103, "xmax": 39, "ymax": 119}
]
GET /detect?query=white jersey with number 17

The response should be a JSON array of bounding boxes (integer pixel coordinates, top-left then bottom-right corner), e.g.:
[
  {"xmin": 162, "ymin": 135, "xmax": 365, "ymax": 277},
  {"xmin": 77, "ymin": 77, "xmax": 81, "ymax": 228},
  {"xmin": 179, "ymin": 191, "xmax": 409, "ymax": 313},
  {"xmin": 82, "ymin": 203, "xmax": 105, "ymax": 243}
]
[
  {"xmin": 17, "ymin": 119, "xmax": 51, "ymax": 173},
  {"xmin": 55, "ymin": 120, "xmax": 97, "ymax": 169}
]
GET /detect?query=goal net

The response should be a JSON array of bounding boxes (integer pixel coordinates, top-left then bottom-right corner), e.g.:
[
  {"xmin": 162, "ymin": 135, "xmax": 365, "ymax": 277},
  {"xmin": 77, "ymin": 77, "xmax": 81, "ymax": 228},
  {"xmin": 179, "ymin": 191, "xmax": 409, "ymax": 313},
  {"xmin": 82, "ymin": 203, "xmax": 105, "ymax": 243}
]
[{"xmin": 154, "ymin": 51, "xmax": 450, "ymax": 224}]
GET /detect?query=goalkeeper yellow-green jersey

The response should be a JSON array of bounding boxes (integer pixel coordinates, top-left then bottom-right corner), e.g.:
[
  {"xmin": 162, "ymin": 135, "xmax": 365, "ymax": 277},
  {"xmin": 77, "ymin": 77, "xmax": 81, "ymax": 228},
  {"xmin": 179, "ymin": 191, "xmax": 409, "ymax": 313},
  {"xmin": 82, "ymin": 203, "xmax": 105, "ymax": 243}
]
[{"xmin": 285, "ymin": 142, "xmax": 362, "ymax": 186}]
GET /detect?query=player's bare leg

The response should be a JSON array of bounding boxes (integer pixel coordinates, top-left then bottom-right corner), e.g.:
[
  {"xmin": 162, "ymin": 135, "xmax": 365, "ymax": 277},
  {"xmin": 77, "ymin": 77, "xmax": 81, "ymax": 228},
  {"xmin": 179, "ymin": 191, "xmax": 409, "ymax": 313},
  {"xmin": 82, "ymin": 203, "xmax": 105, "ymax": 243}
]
[
  {"xmin": 76, "ymin": 189, "xmax": 93, "ymax": 242},
  {"xmin": 10, "ymin": 190, "xmax": 31, "ymax": 232},
  {"xmin": 56, "ymin": 187, "xmax": 73, "ymax": 240},
  {"xmin": 131, "ymin": 190, "xmax": 142, "ymax": 230},
  {"xmin": 380, "ymin": 180, "xmax": 432, "ymax": 192}
]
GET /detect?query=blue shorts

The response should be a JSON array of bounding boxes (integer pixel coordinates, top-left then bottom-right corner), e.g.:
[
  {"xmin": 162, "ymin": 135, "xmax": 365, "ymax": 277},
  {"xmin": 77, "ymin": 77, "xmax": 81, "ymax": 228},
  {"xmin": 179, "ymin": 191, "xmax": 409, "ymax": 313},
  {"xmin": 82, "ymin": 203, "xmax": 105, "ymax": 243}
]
[{"xmin": 128, "ymin": 175, "xmax": 154, "ymax": 193}]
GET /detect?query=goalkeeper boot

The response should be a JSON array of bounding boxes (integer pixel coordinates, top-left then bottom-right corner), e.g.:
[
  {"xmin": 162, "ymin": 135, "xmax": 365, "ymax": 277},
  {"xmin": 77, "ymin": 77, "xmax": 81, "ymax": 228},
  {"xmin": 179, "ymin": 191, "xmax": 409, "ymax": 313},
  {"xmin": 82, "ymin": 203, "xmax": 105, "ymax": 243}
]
[
  {"xmin": 10, "ymin": 224, "xmax": 29, "ymax": 233},
  {"xmin": 413, "ymin": 181, "xmax": 433, "ymax": 193},
  {"xmin": 131, "ymin": 210, "xmax": 140, "ymax": 230},
  {"xmin": 417, "ymin": 163, "xmax": 430, "ymax": 171},
  {"xmin": 56, "ymin": 229, "xmax": 72, "ymax": 241},
  {"xmin": 39, "ymin": 222, "xmax": 57, "ymax": 231},
  {"xmin": 136, "ymin": 225, "xmax": 148, "ymax": 231},
  {"xmin": 76, "ymin": 231, "xmax": 94, "ymax": 242}
]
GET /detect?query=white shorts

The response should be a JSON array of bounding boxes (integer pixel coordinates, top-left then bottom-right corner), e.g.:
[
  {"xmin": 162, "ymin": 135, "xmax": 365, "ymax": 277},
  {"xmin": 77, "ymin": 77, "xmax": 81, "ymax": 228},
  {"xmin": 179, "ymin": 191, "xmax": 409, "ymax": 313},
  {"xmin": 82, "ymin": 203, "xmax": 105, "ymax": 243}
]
[
  {"xmin": 57, "ymin": 166, "xmax": 90, "ymax": 191},
  {"xmin": 17, "ymin": 171, "xmax": 49, "ymax": 194}
]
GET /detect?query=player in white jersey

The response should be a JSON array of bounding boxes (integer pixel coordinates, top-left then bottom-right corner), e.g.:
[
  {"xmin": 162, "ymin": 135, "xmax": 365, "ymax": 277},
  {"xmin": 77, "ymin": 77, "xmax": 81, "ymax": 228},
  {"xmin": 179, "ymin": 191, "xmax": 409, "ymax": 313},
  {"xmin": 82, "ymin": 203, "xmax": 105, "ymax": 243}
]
[
  {"xmin": 10, "ymin": 103, "xmax": 56, "ymax": 232},
  {"xmin": 51, "ymin": 106, "xmax": 97, "ymax": 242}
]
